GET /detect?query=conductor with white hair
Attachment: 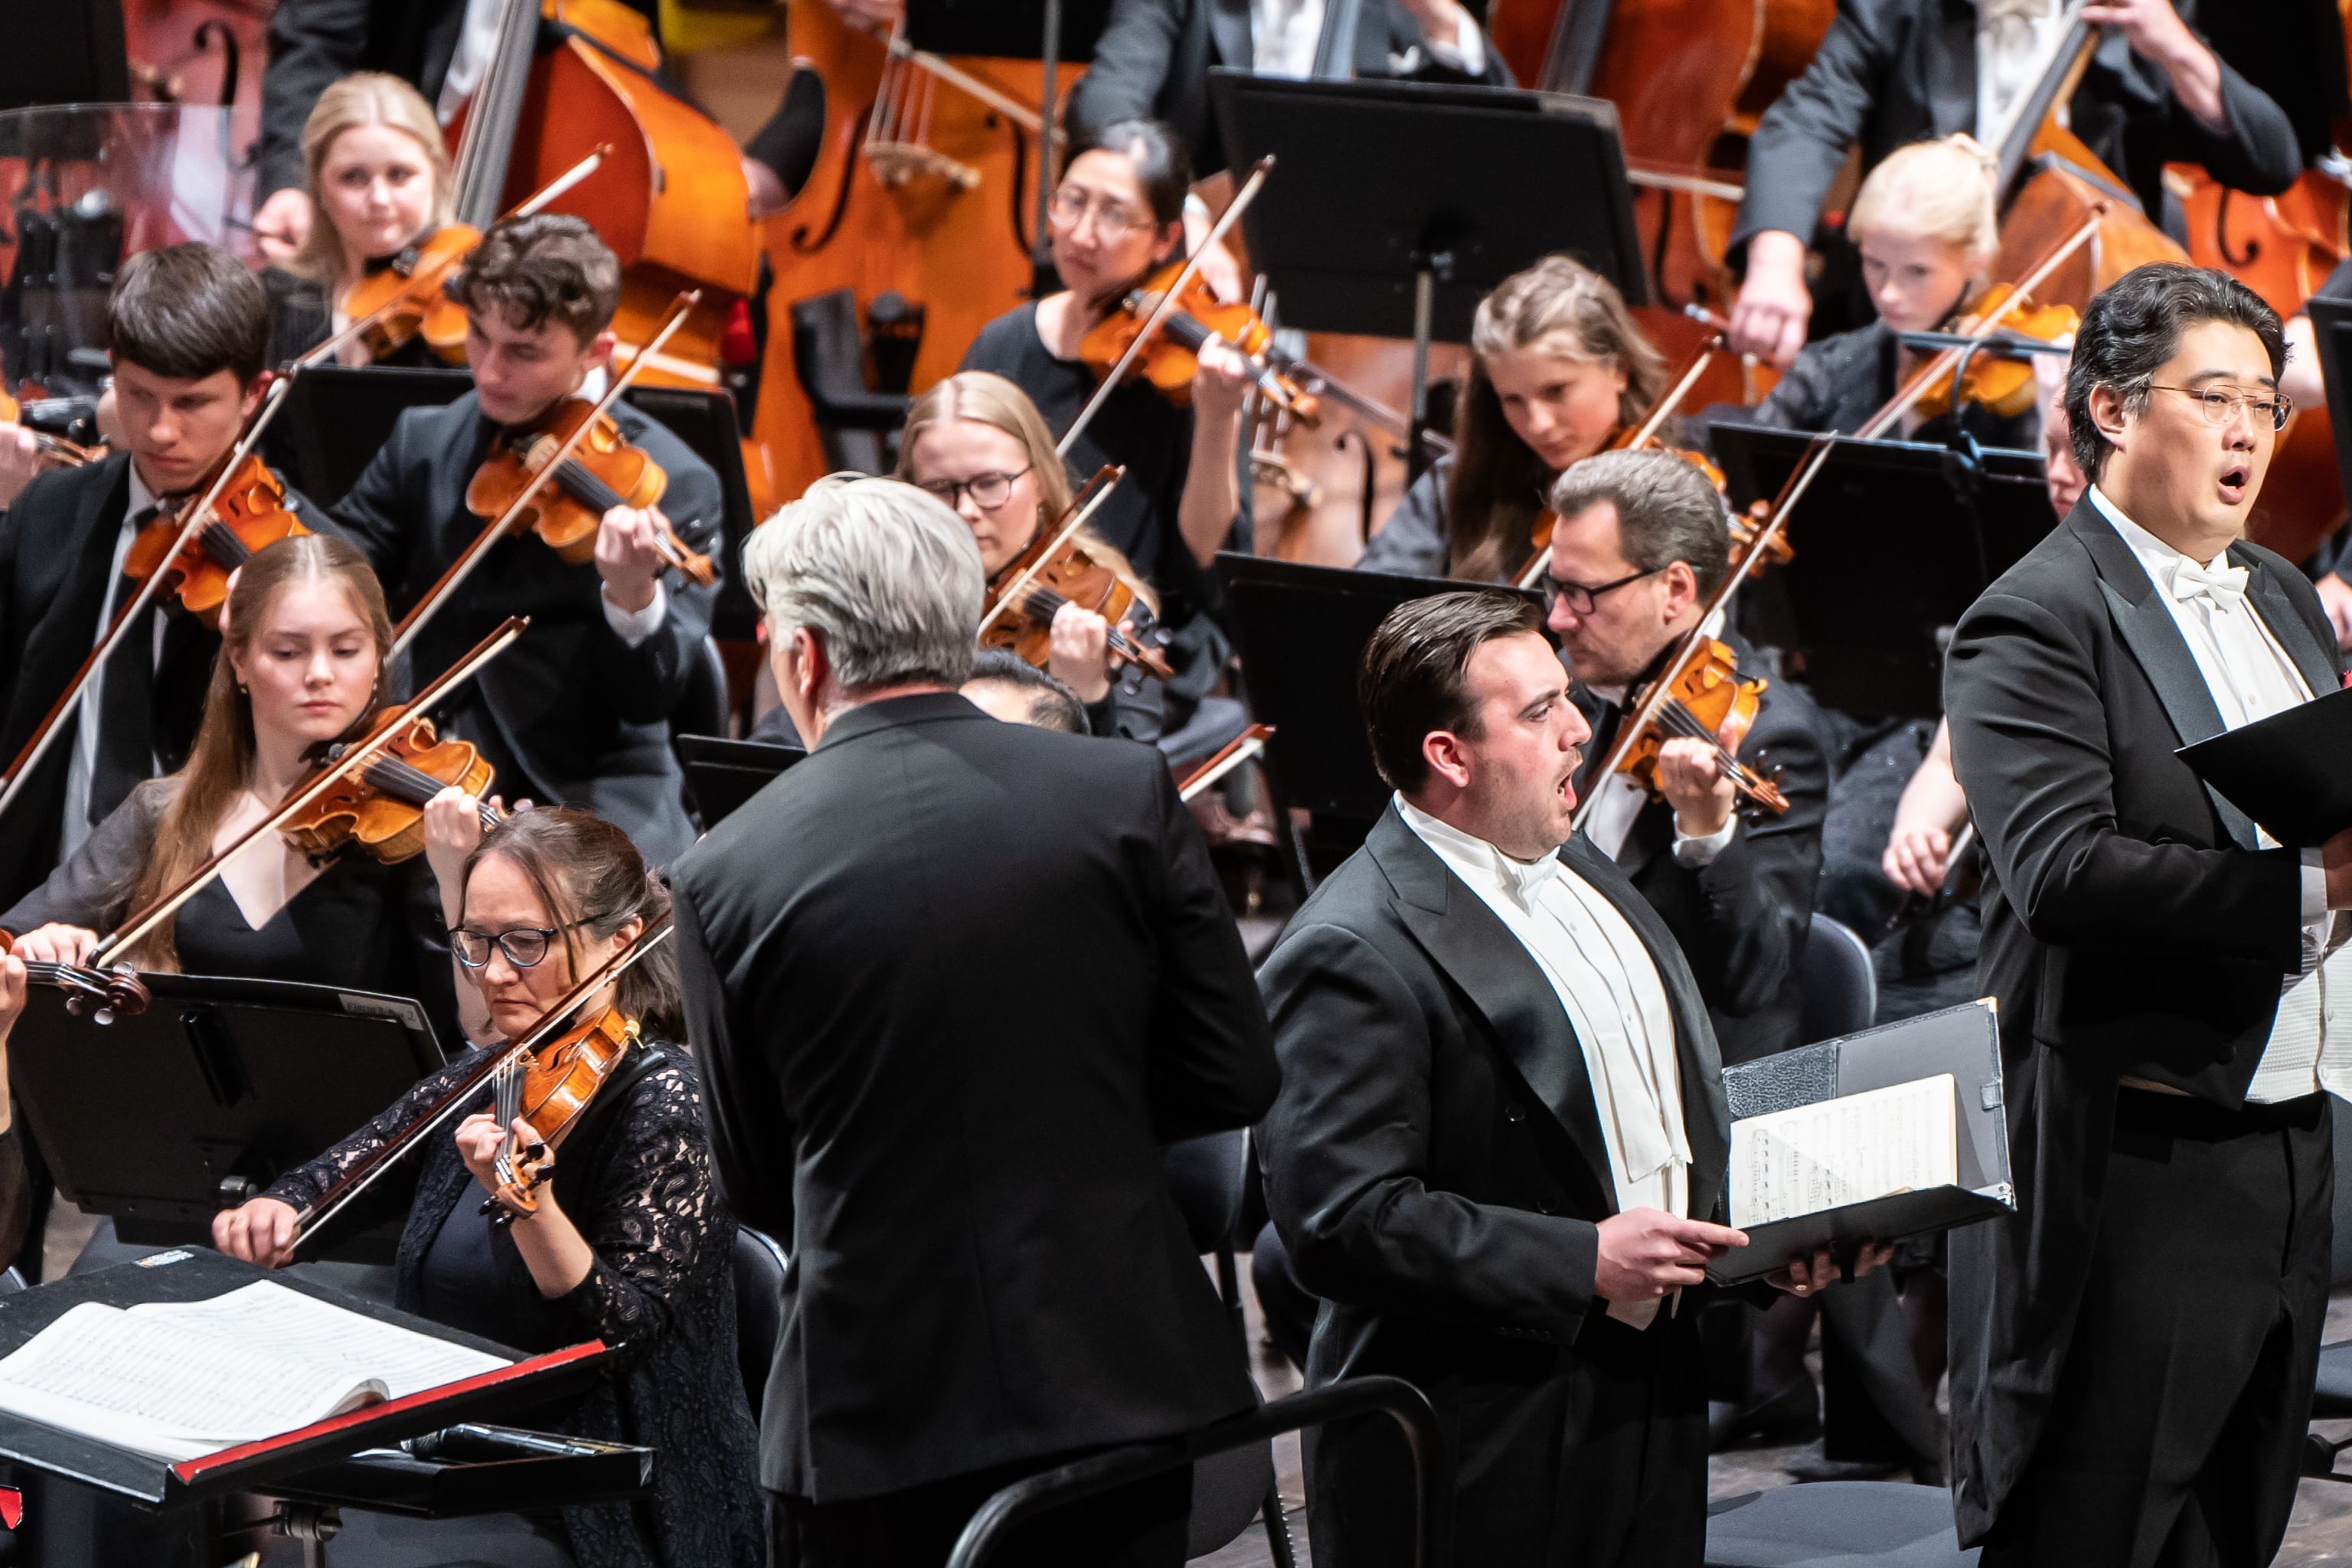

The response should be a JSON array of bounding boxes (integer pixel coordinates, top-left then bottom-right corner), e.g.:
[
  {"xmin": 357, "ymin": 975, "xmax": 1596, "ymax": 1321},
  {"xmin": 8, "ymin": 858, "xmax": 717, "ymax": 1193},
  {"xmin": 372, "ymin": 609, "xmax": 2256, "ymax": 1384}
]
[{"xmin": 669, "ymin": 476, "xmax": 1279, "ymax": 1568}]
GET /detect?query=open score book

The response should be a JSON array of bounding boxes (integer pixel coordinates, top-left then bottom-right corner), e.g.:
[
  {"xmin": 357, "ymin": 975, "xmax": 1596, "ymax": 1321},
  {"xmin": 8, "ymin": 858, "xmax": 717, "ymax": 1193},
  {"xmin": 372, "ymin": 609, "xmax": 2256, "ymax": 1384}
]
[
  {"xmin": 1727, "ymin": 1073, "xmax": 1958, "ymax": 1230},
  {"xmin": 0, "ymin": 1279, "xmax": 507, "ymax": 1462}
]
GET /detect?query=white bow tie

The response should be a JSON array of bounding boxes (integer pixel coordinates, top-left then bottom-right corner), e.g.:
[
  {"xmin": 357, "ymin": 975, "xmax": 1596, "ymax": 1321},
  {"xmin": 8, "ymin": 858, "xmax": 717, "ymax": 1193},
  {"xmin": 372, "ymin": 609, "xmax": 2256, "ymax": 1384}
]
[
  {"xmin": 2169, "ymin": 557, "xmax": 2249, "ymax": 612},
  {"xmin": 1501, "ymin": 851, "xmax": 1566, "ymax": 906}
]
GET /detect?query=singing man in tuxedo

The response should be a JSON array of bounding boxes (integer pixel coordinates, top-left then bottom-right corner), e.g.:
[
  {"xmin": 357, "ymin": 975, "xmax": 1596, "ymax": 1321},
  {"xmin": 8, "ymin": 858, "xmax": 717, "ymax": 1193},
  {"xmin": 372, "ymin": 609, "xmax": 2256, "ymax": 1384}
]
[
  {"xmin": 671, "ymin": 475, "xmax": 1277, "ymax": 1567},
  {"xmin": 1258, "ymin": 590, "xmax": 1874, "ymax": 1567},
  {"xmin": 1945, "ymin": 260, "xmax": 2352, "ymax": 1563}
]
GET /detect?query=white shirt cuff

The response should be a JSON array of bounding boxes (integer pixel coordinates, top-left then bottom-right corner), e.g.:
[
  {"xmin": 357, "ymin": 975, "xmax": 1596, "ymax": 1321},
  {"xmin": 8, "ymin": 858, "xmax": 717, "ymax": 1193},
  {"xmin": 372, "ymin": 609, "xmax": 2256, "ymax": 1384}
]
[
  {"xmin": 1672, "ymin": 815, "xmax": 1737, "ymax": 868},
  {"xmin": 2303, "ymin": 848, "xmax": 2330, "ymax": 921},
  {"xmin": 602, "ymin": 579, "xmax": 668, "ymax": 648},
  {"xmin": 1419, "ymin": 7, "xmax": 1485, "ymax": 74}
]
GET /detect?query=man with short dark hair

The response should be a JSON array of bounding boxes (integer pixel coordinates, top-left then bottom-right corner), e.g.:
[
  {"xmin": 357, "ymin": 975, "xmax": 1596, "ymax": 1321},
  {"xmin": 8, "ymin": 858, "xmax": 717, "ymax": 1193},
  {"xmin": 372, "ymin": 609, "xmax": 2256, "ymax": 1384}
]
[
  {"xmin": 331, "ymin": 212, "xmax": 723, "ymax": 864},
  {"xmin": 1947, "ymin": 259, "xmax": 2352, "ymax": 1563},
  {"xmin": 1259, "ymin": 587, "xmax": 1868, "ymax": 1568},
  {"xmin": 0, "ymin": 243, "xmax": 296, "ymax": 908},
  {"xmin": 961, "ymin": 648, "xmax": 1089, "ymax": 733}
]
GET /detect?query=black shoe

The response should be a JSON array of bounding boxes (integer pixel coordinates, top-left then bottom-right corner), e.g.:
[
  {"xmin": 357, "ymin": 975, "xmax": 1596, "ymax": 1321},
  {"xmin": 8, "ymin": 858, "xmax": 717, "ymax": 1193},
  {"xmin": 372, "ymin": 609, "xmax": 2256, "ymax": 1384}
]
[{"xmin": 1707, "ymin": 1380, "xmax": 1822, "ymax": 1451}]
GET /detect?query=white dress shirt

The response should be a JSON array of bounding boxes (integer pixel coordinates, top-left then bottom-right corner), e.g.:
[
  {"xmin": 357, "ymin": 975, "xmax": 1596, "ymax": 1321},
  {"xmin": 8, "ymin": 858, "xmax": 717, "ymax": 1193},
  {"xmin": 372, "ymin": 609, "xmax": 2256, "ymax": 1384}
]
[
  {"xmin": 1975, "ymin": 0, "xmax": 2069, "ymax": 152},
  {"xmin": 438, "ymin": 0, "xmax": 511, "ymax": 123},
  {"xmin": 2089, "ymin": 488, "xmax": 2344, "ymax": 1099},
  {"xmin": 1249, "ymin": 0, "xmax": 1485, "ymax": 79},
  {"xmin": 1397, "ymin": 795, "xmax": 1690, "ymax": 1325},
  {"xmin": 60, "ymin": 468, "xmax": 165, "ymax": 861}
]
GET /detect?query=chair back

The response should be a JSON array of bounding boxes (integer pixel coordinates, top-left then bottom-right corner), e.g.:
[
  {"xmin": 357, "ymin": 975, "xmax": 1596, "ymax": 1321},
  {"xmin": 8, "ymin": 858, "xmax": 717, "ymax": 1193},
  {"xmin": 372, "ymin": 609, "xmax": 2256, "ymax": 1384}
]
[
  {"xmin": 1163, "ymin": 1128, "xmax": 1249, "ymax": 1255},
  {"xmin": 732, "ymin": 1226, "xmax": 789, "ymax": 1422},
  {"xmin": 1800, "ymin": 913, "xmax": 1877, "ymax": 1044}
]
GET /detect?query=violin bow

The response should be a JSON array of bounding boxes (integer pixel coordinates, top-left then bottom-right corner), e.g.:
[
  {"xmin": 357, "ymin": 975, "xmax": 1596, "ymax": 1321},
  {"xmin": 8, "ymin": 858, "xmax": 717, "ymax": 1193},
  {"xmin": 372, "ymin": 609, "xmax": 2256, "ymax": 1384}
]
[
  {"xmin": 1514, "ymin": 336, "xmax": 1726, "ymax": 592},
  {"xmin": 1178, "ymin": 724, "xmax": 1273, "ymax": 804},
  {"xmin": 973, "ymin": 464, "xmax": 1125, "ymax": 641},
  {"xmin": 305, "ymin": 145, "xmax": 614, "ymax": 371},
  {"xmin": 390, "ymin": 290, "xmax": 702, "ymax": 660},
  {"xmin": 90, "ymin": 616, "xmax": 528, "ymax": 966},
  {"xmin": 0, "ymin": 374, "xmax": 299, "ymax": 828},
  {"xmin": 1057, "ymin": 155, "xmax": 1277, "ymax": 459},
  {"xmin": 287, "ymin": 913, "xmax": 674, "ymax": 1256}
]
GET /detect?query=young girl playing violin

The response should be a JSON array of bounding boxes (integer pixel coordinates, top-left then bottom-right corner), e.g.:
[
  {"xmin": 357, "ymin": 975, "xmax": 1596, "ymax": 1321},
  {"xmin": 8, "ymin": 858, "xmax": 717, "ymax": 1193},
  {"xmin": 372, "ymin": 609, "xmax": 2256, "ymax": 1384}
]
[
  {"xmin": 1358, "ymin": 253, "xmax": 1667, "ymax": 583},
  {"xmin": 1740, "ymin": 134, "xmax": 2041, "ymax": 450},
  {"xmin": 261, "ymin": 72, "xmax": 453, "ymax": 368},
  {"xmin": 899, "ymin": 370, "xmax": 1165, "ymax": 743},
  {"xmin": 2, "ymin": 532, "xmax": 460, "ymax": 1042},
  {"xmin": 960, "ymin": 119, "xmax": 1252, "ymax": 727},
  {"xmin": 216, "ymin": 806, "xmax": 763, "ymax": 1568}
]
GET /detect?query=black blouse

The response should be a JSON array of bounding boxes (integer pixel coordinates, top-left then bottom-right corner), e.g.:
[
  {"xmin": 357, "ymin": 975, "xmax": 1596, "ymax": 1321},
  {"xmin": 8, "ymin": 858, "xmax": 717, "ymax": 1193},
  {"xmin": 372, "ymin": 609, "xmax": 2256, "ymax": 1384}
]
[
  {"xmin": 0, "ymin": 779, "xmax": 461, "ymax": 1050},
  {"xmin": 263, "ymin": 1037, "xmax": 764, "ymax": 1568}
]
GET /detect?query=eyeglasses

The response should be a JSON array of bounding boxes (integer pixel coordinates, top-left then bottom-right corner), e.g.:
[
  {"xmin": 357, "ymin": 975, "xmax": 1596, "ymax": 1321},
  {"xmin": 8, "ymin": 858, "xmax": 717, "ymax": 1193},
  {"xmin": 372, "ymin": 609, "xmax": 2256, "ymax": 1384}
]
[
  {"xmin": 1544, "ymin": 566, "xmax": 1661, "ymax": 616},
  {"xmin": 2148, "ymin": 384, "xmax": 2292, "ymax": 432},
  {"xmin": 450, "ymin": 922, "xmax": 586, "ymax": 970},
  {"xmin": 914, "ymin": 466, "xmax": 1031, "ymax": 511},
  {"xmin": 1047, "ymin": 186, "xmax": 1153, "ymax": 237}
]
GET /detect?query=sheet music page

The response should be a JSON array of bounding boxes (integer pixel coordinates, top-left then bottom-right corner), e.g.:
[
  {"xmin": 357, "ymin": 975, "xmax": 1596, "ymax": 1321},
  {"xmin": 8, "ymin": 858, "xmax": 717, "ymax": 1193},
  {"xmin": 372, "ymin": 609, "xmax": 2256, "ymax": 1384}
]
[
  {"xmin": 0, "ymin": 1300, "xmax": 381, "ymax": 1462},
  {"xmin": 132, "ymin": 1280, "xmax": 507, "ymax": 1400},
  {"xmin": 1729, "ymin": 1073, "xmax": 1958, "ymax": 1230}
]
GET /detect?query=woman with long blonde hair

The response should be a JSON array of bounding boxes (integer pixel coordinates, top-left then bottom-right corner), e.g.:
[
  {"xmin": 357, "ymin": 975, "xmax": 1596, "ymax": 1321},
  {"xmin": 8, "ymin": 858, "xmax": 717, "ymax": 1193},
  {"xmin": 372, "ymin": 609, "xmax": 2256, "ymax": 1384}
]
[
  {"xmin": 1359, "ymin": 253, "xmax": 1667, "ymax": 583},
  {"xmin": 263, "ymin": 70, "xmax": 456, "ymax": 368},
  {"xmin": 894, "ymin": 370, "xmax": 1168, "ymax": 742},
  {"xmin": 2, "ymin": 533, "xmax": 461, "ymax": 1040}
]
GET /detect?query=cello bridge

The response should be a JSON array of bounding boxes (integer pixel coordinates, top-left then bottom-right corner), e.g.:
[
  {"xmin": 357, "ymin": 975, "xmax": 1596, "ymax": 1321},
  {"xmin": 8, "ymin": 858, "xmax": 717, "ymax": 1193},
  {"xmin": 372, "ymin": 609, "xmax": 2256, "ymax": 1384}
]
[{"xmin": 867, "ymin": 142, "xmax": 980, "ymax": 191}]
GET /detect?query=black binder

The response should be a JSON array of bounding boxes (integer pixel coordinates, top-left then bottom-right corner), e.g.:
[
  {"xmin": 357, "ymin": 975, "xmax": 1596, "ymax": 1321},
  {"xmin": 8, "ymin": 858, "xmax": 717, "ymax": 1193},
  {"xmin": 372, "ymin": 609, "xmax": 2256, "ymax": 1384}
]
[
  {"xmin": 2177, "ymin": 681, "xmax": 2352, "ymax": 848},
  {"xmin": 1708, "ymin": 1000, "xmax": 2015, "ymax": 1285}
]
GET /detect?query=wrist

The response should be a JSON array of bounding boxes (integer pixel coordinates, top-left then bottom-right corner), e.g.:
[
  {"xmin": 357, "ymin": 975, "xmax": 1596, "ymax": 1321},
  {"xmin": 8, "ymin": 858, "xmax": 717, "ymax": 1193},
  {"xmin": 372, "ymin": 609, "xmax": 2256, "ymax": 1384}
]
[{"xmin": 602, "ymin": 574, "xmax": 656, "ymax": 615}]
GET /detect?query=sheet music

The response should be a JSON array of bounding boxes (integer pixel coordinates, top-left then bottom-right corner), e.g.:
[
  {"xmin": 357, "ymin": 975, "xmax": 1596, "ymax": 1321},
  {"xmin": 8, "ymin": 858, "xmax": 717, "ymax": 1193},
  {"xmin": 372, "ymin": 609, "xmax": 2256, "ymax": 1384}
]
[
  {"xmin": 1729, "ymin": 1073, "xmax": 1958, "ymax": 1230},
  {"xmin": 132, "ymin": 1281, "xmax": 506, "ymax": 1401}
]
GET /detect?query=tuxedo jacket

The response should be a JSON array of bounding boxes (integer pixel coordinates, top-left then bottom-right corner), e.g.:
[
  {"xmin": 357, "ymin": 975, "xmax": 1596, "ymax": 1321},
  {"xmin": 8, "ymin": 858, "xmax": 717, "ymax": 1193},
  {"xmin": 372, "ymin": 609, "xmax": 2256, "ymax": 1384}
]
[
  {"xmin": 1573, "ymin": 635, "xmax": 1830, "ymax": 1066},
  {"xmin": 328, "ymin": 390, "xmax": 721, "ymax": 866},
  {"xmin": 1730, "ymin": 0, "xmax": 2301, "ymax": 258},
  {"xmin": 1942, "ymin": 498, "xmax": 2344, "ymax": 1541},
  {"xmin": 1067, "ymin": 0, "xmax": 1511, "ymax": 175},
  {"xmin": 671, "ymin": 693, "xmax": 1277, "ymax": 1504},
  {"xmin": 0, "ymin": 454, "xmax": 279, "ymax": 907},
  {"xmin": 1258, "ymin": 804, "xmax": 1738, "ymax": 1561}
]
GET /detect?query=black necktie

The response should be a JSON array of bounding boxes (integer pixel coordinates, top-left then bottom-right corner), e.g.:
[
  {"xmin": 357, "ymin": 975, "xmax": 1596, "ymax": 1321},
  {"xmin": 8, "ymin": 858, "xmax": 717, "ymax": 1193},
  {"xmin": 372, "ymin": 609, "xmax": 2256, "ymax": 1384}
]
[{"xmin": 88, "ymin": 505, "xmax": 162, "ymax": 825}]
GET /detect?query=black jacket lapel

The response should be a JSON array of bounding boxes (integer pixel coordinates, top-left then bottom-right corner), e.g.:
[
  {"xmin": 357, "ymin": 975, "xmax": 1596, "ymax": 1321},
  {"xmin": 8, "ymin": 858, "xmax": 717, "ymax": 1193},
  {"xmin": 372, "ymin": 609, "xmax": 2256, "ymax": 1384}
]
[
  {"xmin": 2072, "ymin": 504, "xmax": 2261, "ymax": 851},
  {"xmin": 2236, "ymin": 546, "xmax": 2341, "ymax": 700},
  {"xmin": 15, "ymin": 459, "xmax": 131, "ymax": 739},
  {"xmin": 1210, "ymin": 0, "xmax": 1253, "ymax": 70},
  {"xmin": 1364, "ymin": 807, "xmax": 1616, "ymax": 1204}
]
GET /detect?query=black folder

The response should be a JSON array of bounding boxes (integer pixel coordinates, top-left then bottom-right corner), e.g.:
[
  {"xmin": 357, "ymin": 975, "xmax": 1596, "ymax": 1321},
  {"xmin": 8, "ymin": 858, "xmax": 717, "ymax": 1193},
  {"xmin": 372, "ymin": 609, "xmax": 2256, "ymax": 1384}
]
[
  {"xmin": 676, "ymin": 735, "xmax": 807, "ymax": 827},
  {"xmin": 2176, "ymin": 681, "xmax": 2352, "ymax": 849},
  {"xmin": 1707, "ymin": 1000, "xmax": 2015, "ymax": 1285}
]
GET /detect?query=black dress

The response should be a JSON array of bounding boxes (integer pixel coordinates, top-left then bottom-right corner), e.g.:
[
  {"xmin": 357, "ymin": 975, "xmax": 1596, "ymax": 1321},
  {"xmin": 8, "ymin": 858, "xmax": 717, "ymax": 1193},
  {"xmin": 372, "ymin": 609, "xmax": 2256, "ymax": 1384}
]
[
  {"xmin": 263, "ymin": 1037, "xmax": 765, "ymax": 1568},
  {"xmin": 0, "ymin": 778, "xmax": 462, "ymax": 1050},
  {"xmin": 262, "ymin": 265, "xmax": 445, "ymax": 371},
  {"xmin": 961, "ymin": 302, "xmax": 1238, "ymax": 713}
]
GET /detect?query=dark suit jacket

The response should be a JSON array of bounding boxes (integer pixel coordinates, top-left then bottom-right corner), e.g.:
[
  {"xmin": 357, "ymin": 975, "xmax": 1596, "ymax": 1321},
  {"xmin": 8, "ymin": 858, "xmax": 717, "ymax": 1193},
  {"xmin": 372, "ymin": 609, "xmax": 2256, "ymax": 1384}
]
[
  {"xmin": 327, "ymin": 390, "xmax": 721, "ymax": 866},
  {"xmin": 671, "ymin": 691, "xmax": 1277, "ymax": 1503},
  {"xmin": 1067, "ymin": 0, "xmax": 1511, "ymax": 175},
  {"xmin": 1258, "ymin": 804, "xmax": 1737, "ymax": 1563},
  {"xmin": 0, "ymin": 454, "xmax": 271, "ymax": 907},
  {"xmin": 1573, "ymin": 635, "xmax": 1831, "ymax": 1065},
  {"xmin": 1730, "ymin": 0, "xmax": 2301, "ymax": 257},
  {"xmin": 1942, "ymin": 498, "xmax": 2343, "ymax": 1542}
]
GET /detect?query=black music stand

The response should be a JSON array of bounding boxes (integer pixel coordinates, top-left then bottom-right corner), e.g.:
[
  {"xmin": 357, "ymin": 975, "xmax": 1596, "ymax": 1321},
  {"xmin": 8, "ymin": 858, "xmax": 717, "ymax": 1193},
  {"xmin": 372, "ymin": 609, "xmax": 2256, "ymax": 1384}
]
[
  {"xmin": 1710, "ymin": 424, "xmax": 2054, "ymax": 717},
  {"xmin": 11, "ymin": 974, "xmax": 445, "ymax": 1263},
  {"xmin": 1209, "ymin": 71, "xmax": 1645, "ymax": 477},
  {"xmin": 2308, "ymin": 293, "xmax": 2352, "ymax": 518},
  {"xmin": 1217, "ymin": 554, "xmax": 1544, "ymax": 835},
  {"xmin": 269, "ymin": 365, "xmax": 473, "ymax": 506},
  {"xmin": 675, "ymin": 735, "xmax": 806, "ymax": 828}
]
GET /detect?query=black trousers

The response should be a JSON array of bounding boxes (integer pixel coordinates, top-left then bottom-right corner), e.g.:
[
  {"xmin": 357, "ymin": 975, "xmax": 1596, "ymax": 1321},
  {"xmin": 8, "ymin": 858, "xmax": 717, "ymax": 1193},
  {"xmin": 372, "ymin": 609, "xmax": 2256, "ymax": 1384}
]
[
  {"xmin": 769, "ymin": 1459, "xmax": 1190, "ymax": 1568},
  {"xmin": 1307, "ymin": 1306, "xmax": 1708, "ymax": 1568},
  {"xmin": 1981, "ymin": 1090, "xmax": 2330, "ymax": 1568}
]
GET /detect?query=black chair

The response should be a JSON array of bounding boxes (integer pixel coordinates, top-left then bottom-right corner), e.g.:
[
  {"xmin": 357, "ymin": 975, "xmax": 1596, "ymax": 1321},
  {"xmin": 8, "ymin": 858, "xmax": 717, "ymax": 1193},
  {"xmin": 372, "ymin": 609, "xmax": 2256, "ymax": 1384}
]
[
  {"xmin": 1800, "ymin": 913, "xmax": 1877, "ymax": 1045},
  {"xmin": 1707, "ymin": 1482, "xmax": 1976, "ymax": 1567},
  {"xmin": 1163, "ymin": 1129, "xmax": 1297, "ymax": 1566},
  {"xmin": 671, "ymin": 633, "xmax": 735, "ymax": 807},
  {"xmin": 789, "ymin": 288, "xmax": 912, "ymax": 476},
  {"xmin": 733, "ymin": 1226, "xmax": 789, "ymax": 1424}
]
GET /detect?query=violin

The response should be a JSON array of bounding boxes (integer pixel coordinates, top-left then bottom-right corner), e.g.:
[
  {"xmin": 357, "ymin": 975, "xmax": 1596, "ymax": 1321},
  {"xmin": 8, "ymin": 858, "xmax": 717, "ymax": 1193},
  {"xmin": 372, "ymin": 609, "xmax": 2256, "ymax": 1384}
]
[
  {"xmin": 481, "ymin": 1004, "xmax": 639, "ymax": 1221},
  {"xmin": 0, "ymin": 387, "xmax": 103, "ymax": 470},
  {"xmin": 1078, "ymin": 258, "xmax": 1321, "ymax": 423},
  {"xmin": 1610, "ymin": 636, "xmax": 1791, "ymax": 818},
  {"xmin": 1905, "ymin": 283, "xmax": 2078, "ymax": 422},
  {"xmin": 338, "ymin": 225, "xmax": 477, "ymax": 364},
  {"xmin": 279, "ymin": 708, "xmax": 500, "ymax": 866},
  {"xmin": 120, "ymin": 450, "xmax": 312, "ymax": 616},
  {"xmin": 463, "ymin": 397, "xmax": 716, "ymax": 588},
  {"xmin": 283, "ymin": 913, "xmax": 672, "ymax": 1256},
  {"xmin": 0, "ymin": 931, "xmax": 150, "ymax": 1024},
  {"xmin": 976, "ymin": 466, "xmax": 1177, "ymax": 682}
]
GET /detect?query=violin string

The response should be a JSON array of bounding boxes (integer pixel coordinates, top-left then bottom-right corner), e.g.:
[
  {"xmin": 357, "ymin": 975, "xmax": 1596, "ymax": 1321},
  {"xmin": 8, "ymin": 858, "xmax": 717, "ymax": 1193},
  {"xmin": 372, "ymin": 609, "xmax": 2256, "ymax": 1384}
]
[{"xmin": 1651, "ymin": 699, "xmax": 1769, "ymax": 793}]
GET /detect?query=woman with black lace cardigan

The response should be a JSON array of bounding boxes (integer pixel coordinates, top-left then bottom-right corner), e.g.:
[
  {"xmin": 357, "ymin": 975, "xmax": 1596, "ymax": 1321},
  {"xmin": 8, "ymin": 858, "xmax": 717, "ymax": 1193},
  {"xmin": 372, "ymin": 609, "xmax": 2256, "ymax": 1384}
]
[{"xmin": 215, "ymin": 806, "xmax": 763, "ymax": 1568}]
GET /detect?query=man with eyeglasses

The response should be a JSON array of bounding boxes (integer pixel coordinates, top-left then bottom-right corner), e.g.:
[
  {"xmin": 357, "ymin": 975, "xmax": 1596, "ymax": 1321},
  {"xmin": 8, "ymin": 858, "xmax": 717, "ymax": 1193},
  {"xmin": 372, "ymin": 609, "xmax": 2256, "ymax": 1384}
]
[{"xmin": 1945, "ymin": 261, "xmax": 2352, "ymax": 1563}]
